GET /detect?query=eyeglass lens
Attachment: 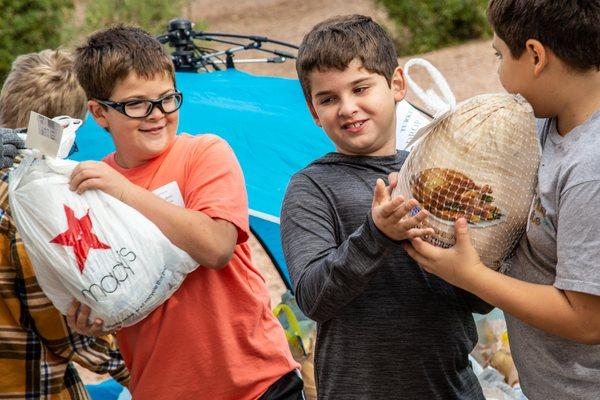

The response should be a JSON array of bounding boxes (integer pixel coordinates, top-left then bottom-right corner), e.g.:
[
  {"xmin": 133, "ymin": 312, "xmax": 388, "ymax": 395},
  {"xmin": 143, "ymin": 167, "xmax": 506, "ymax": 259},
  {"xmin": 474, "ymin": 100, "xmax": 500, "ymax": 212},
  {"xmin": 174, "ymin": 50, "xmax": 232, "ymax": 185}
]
[{"xmin": 124, "ymin": 93, "xmax": 182, "ymax": 118}]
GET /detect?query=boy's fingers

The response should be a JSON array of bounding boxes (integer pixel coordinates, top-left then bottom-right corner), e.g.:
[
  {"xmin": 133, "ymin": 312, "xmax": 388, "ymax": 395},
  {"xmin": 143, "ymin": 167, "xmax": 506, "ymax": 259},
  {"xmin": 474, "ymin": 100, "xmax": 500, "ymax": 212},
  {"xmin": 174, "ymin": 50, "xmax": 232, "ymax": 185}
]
[
  {"xmin": 91, "ymin": 319, "xmax": 106, "ymax": 335},
  {"xmin": 409, "ymin": 236, "xmax": 436, "ymax": 256},
  {"xmin": 75, "ymin": 304, "xmax": 92, "ymax": 330},
  {"xmin": 389, "ymin": 200, "xmax": 413, "ymax": 222},
  {"xmin": 70, "ymin": 169, "xmax": 93, "ymax": 191},
  {"xmin": 66, "ymin": 300, "xmax": 79, "ymax": 316},
  {"xmin": 386, "ymin": 196, "xmax": 420, "ymax": 223},
  {"xmin": 76, "ymin": 178, "xmax": 103, "ymax": 195},
  {"xmin": 402, "ymin": 241, "xmax": 428, "ymax": 265},
  {"xmin": 386, "ymin": 172, "xmax": 399, "ymax": 195},
  {"xmin": 404, "ymin": 227, "xmax": 435, "ymax": 240},
  {"xmin": 454, "ymin": 218, "xmax": 472, "ymax": 248},
  {"xmin": 378, "ymin": 179, "xmax": 393, "ymax": 203},
  {"xmin": 387, "ymin": 172, "xmax": 399, "ymax": 187},
  {"xmin": 66, "ymin": 300, "xmax": 80, "ymax": 326},
  {"xmin": 381, "ymin": 195, "xmax": 405, "ymax": 217},
  {"xmin": 396, "ymin": 206, "xmax": 427, "ymax": 228},
  {"xmin": 372, "ymin": 179, "xmax": 386, "ymax": 207}
]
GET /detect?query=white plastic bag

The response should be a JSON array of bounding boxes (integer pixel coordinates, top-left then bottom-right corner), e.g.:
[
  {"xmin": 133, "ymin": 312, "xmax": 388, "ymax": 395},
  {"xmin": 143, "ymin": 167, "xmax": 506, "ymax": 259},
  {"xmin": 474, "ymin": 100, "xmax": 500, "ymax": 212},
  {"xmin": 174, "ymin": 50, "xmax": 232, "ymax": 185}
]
[
  {"xmin": 395, "ymin": 100, "xmax": 430, "ymax": 151},
  {"xmin": 9, "ymin": 154, "xmax": 197, "ymax": 330},
  {"xmin": 396, "ymin": 58, "xmax": 453, "ymax": 151},
  {"xmin": 53, "ymin": 115, "xmax": 82, "ymax": 158},
  {"xmin": 403, "ymin": 58, "xmax": 456, "ymax": 116}
]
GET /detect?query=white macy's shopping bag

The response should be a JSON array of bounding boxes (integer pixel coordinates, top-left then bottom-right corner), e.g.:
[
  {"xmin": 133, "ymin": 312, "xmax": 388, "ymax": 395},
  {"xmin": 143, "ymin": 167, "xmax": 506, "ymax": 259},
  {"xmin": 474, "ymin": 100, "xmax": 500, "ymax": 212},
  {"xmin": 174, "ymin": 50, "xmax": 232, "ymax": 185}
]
[{"xmin": 9, "ymin": 154, "xmax": 198, "ymax": 330}]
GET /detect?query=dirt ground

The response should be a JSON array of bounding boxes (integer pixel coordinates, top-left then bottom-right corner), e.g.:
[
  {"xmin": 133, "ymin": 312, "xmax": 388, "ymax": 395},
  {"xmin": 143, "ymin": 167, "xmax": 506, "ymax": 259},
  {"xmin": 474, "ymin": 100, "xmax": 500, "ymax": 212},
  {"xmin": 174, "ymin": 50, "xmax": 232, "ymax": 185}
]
[{"xmin": 79, "ymin": 0, "xmax": 506, "ymax": 386}]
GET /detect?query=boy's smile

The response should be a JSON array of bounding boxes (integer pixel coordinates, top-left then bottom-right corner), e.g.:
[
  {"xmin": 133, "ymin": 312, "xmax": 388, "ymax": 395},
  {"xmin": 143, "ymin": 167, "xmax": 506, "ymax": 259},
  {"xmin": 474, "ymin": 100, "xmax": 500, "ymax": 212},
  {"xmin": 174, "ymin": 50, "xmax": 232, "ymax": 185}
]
[
  {"xmin": 89, "ymin": 72, "xmax": 179, "ymax": 168},
  {"xmin": 308, "ymin": 58, "xmax": 406, "ymax": 156}
]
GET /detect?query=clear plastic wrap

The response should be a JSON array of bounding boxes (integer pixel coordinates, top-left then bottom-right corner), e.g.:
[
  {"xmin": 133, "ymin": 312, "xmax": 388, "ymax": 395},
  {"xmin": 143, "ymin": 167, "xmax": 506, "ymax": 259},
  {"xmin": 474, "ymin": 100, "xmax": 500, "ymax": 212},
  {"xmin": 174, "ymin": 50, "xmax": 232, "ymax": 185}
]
[{"xmin": 393, "ymin": 93, "xmax": 540, "ymax": 269}]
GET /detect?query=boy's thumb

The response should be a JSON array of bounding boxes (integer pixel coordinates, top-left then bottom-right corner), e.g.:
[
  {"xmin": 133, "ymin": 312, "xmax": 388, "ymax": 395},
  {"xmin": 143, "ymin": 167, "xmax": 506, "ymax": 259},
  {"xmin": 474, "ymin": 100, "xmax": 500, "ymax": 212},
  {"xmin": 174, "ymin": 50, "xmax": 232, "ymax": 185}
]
[
  {"xmin": 373, "ymin": 178, "xmax": 385, "ymax": 203},
  {"xmin": 454, "ymin": 218, "xmax": 472, "ymax": 247}
]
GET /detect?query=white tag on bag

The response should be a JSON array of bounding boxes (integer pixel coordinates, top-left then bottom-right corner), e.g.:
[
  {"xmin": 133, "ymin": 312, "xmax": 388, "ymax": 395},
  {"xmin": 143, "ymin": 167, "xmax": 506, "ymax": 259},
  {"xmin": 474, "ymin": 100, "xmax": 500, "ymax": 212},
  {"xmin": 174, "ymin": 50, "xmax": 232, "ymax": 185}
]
[
  {"xmin": 26, "ymin": 111, "xmax": 64, "ymax": 158},
  {"xmin": 25, "ymin": 112, "xmax": 82, "ymax": 159}
]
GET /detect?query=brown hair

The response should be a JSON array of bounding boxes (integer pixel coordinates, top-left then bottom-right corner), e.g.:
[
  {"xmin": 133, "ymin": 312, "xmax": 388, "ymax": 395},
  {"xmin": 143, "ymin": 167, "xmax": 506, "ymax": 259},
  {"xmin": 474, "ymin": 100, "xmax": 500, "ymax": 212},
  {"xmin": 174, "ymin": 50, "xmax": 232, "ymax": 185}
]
[
  {"xmin": 296, "ymin": 14, "xmax": 399, "ymax": 102},
  {"xmin": 487, "ymin": 0, "xmax": 600, "ymax": 71},
  {"xmin": 0, "ymin": 49, "xmax": 87, "ymax": 128},
  {"xmin": 74, "ymin": 25, "xmax": 175, "ymax": 101}
]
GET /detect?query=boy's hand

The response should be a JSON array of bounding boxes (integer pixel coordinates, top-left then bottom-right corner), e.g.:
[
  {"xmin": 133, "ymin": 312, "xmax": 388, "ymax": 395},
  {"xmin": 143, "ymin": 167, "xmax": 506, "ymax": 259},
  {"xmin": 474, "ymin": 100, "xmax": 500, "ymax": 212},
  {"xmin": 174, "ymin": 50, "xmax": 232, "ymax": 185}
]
[
  {"xmin": 371, "ymin": 177, "xmax": 434, "ymax": 241},
  {"xmin": 70, "ymin": 161, "xmax": 136, "ymax": 202},
  {"xmin": 402, "ymin": 218, "xmax": 486, "ymax": 288},
  {"xmin": 66, "ymin": 300, "xmax": 114, "ymax": 337}
]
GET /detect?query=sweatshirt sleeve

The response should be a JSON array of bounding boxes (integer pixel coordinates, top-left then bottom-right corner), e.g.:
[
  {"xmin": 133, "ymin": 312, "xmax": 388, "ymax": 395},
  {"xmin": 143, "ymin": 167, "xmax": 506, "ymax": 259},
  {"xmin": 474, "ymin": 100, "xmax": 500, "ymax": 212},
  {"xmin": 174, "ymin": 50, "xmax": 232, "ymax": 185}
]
[
  {"xmin": 280, "ymin": 173, "xmax": 402, "ymax": 322},
  {"xmin": 457, "ymin": 288, "xmax": 495, "ymax": 315}
]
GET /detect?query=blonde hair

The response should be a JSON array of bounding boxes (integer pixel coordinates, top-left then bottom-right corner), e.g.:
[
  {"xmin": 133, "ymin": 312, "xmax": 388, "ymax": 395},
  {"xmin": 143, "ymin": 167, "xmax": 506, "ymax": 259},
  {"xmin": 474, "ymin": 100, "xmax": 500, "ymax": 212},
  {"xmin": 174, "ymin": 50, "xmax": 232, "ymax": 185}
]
[{"xmin": 0, "ymin": 49, "xmax": 87, "ymax": 129}]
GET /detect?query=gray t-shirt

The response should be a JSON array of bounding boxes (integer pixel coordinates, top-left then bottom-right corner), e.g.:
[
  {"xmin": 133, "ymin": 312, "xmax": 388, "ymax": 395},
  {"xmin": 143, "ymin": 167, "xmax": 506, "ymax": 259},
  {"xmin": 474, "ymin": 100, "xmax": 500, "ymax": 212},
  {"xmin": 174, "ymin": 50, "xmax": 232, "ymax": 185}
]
[
  {"xmin": 507, "ymin": 110, "xmax": 600, "ymax": 400},
  {"xmin": 281, "ymin": 151, "xmax": 491, "ymax": 399}
]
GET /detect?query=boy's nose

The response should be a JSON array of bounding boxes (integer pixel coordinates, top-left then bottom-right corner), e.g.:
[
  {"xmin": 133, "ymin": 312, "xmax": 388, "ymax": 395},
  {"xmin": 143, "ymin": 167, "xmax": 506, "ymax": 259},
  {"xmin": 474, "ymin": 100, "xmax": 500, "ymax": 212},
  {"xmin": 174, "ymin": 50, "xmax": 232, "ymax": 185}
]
[
  {"xmin": 338, "ymin": 98, "xmax": 359, "ymax": 118},
  {"xmin": 147, "ymin": 104, "xmax": 166, "ymax": 120}
]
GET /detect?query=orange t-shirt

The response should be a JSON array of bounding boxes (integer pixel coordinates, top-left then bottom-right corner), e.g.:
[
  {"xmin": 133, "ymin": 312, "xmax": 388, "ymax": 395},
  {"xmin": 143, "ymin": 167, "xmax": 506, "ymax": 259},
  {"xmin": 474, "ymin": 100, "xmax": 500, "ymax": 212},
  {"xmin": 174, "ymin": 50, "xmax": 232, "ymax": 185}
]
[{"xmin": 104, "ymin": 134, "xmax": 298, "ymax": 400}]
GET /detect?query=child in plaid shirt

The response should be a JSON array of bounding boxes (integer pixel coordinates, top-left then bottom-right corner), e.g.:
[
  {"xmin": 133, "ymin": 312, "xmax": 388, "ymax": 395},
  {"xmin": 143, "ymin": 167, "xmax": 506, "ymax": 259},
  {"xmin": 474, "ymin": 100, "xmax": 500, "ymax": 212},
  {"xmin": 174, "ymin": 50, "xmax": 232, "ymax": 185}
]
[{"xmin": 0, "ymin": 49, "xmax": 129, "ymax": 399}]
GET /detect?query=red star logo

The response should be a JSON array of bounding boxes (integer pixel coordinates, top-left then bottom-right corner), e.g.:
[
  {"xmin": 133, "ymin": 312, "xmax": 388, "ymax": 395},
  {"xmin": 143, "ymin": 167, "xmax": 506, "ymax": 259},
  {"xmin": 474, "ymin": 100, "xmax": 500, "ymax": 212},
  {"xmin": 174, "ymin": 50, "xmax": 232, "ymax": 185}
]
[{"xmin": 50, "ymin": 205, "xmax": 111, "ymax": 274}]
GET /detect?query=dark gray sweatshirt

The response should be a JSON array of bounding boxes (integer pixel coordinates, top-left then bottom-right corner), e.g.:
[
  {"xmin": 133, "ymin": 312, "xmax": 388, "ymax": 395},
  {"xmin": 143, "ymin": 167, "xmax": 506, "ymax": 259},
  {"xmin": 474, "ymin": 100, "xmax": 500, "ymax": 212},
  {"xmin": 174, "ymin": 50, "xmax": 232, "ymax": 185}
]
[{"xmin": 280, "ymin": 151, "xmax": 491, "ymax": 400}]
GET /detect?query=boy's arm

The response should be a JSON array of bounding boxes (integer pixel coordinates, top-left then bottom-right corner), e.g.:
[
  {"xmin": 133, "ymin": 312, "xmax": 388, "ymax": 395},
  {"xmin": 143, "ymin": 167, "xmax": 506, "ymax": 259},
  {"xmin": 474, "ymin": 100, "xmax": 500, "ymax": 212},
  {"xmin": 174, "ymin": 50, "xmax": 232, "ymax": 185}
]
[
  {"xmin": 113, "ymin": 181, "xmax": 238, "ymax": 268},
  {"xmin": 281, "ymin": 173, "xmax": 394, "ymax": 323},
  {"xmin": 281, "ymin": 173, "xmax": 431, "ymax": 323},
  {"xmin": 69, "ymin": 139, "xmax": 246, "ymax": 269},
  {"xmin": 456, "ymin": 288, "xmax": 494, "ymax": 315},
  {"xmin": 405, "ymin": 202, "xmax": 600, "ymax": 344}
]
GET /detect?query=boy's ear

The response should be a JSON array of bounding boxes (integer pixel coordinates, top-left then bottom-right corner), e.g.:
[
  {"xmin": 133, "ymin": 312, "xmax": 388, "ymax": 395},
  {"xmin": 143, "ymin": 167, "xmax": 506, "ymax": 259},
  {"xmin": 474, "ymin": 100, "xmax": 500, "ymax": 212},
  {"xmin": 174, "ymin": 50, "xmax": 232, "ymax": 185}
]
[
  {"xmin": 306, "ymin": 99, "xmax": 322, "ymax": 127},
  {"xmin": 525, "ymin": 39, "xmax": 549, "ymax": 77},
  {"xmin": 391, "ymin": 66, "xmax": 407, "ymax": 102},
  {"xmin": 87, "ymin": 100, "xmax": 110, "ymax": 129}
]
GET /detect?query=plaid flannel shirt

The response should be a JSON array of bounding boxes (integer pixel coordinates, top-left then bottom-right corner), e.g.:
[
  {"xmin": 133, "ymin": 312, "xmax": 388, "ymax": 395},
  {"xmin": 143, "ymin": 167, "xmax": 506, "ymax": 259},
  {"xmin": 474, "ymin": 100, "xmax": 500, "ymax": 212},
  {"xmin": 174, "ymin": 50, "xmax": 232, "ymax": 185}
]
[{"xmin": 0, "ymin": 165, "xmax": 129, "ymax": 399}]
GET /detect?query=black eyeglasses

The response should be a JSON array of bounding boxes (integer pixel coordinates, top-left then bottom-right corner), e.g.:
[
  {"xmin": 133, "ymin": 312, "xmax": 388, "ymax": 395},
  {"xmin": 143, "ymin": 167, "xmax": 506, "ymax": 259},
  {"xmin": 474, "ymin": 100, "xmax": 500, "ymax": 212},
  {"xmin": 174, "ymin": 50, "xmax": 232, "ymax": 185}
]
[{"xmin": 95, "ymin": 91, "xmax": 183, "ymax": 119}]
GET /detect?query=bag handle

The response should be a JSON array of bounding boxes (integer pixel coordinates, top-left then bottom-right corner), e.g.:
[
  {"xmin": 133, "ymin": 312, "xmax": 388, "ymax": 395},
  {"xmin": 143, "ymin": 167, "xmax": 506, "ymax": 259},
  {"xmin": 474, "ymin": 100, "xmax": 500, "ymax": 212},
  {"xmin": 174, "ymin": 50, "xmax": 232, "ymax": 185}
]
[{"xmin": 404, "ymin": 58, "xmax": 456, "ymax": 117}]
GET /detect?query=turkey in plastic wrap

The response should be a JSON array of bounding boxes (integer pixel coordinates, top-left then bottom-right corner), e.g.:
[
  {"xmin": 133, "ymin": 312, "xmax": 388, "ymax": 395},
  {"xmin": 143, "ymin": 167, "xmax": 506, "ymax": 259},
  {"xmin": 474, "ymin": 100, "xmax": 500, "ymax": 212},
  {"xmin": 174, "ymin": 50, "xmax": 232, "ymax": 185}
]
[
  {"xmin": 392, "ymin": 93, "xmax": 540, "ymax": 270},
  {"xmin": 8, "ymin": 154, "xmax": 198, "ymax": 330}
]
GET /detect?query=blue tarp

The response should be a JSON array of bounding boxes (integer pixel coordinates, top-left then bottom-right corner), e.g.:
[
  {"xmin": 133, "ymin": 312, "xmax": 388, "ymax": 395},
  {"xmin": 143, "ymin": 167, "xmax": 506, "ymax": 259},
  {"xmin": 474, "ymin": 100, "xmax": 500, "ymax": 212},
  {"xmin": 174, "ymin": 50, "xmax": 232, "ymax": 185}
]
[{"xmin": 72, "ymin": 69, "xmax": 333, "ymax": 290}]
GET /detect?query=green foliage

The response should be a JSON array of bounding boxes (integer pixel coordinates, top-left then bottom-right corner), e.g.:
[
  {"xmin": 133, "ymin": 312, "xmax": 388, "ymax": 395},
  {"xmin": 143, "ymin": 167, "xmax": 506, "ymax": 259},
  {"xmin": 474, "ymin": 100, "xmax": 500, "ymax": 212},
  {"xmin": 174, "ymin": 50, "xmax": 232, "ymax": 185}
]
[
  {"xmin": 78, "ymin": 0, "xmax": 186, "ymax": 37},
  {"xmin": 377, "ymin": 0, "xmax": 492, "ymax": 55},
  {"xmin": 0, "ymin": 0, "xmax": 74, "ymax": 83}
]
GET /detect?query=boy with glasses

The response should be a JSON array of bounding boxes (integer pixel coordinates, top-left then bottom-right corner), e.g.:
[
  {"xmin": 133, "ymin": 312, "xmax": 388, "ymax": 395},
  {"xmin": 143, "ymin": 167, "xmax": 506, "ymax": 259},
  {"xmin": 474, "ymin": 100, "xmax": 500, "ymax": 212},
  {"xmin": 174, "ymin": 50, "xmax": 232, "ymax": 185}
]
[{"xmin": 67, "ymin": 25, "xmax": 302, "ymax": 400}]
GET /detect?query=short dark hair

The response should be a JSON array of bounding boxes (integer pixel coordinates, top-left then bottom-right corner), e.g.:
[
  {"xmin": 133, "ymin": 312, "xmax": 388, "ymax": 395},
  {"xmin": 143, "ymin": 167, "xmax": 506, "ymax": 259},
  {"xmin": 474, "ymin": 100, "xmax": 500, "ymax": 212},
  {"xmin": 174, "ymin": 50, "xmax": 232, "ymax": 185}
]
[
  {"xmin": 296, "ymin": 14, "xmax": 399, "ymax": 102},
  {"xmin": 74, "ymin": 25, "xmax": 175, "ymax": 100},
  {"xmin": 487, "ymin": 0, "xmax": 600, "ymax": 71}
]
